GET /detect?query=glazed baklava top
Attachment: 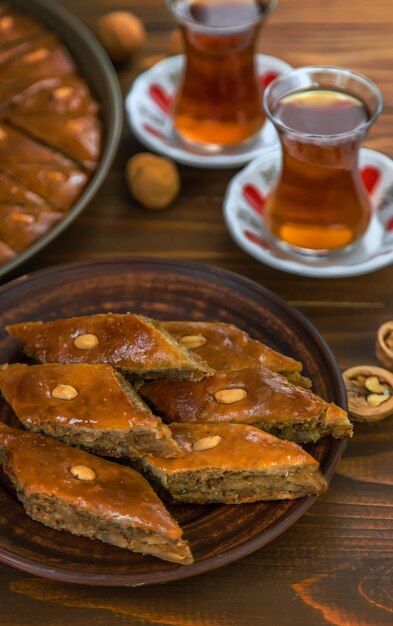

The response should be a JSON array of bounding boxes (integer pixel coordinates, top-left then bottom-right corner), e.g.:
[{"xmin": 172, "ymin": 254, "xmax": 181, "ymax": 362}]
[
  {"xmin": 145, "ymin": 423, "xmax": 324, "ymax": 474},
  {"xmin": 0, "ymin": 362, "xmax": 164, "ymax": 431},
  {"xmin": 0, "ymin": 422, "xmax": 183, "ymax": 538},
  {"xmin": 140, "ymin": 364, "xmax": 349, "ymax": 428},
  {"xmin": 162, "ymin": 321, "xmax": 304, "ymax": 374},
  {"xmin": 7, "ymin": 314, "xmax": 213, "ymax": 380}
]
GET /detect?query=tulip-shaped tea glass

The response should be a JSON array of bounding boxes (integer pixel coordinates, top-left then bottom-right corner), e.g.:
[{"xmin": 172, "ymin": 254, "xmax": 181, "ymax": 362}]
[
  {"xmin": 168, "ymin": 0, "xmax": 277, "ymax": 151},
  {"xmin": 263, "ymin": 67, "xmax": 383, "ymax": 256}
]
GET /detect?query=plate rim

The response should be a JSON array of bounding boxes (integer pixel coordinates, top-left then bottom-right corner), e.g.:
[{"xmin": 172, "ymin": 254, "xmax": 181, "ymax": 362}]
[{"xmin": 0, "ymin": 257, "xmax": 347, "ymax": 586}]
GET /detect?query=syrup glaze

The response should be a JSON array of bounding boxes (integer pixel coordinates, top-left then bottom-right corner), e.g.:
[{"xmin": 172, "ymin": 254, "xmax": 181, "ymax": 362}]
[
  {"xmin": 7, "ymin": 314, "xmax": 210, "ymax": 374},
  {"xmin": 0, "ymin": 422, "xmax": 182, "ymax": 539},
  {"xmin": 0, "ymin": 363, "xmax": 160, "ymax": 430},
  {"xmin": 140, "ymin": 365, "xmax": 347, "ymax": 425},
  {"xmin": 163, "ymin": 321, "xmax": 303, "ymax": 373},
  {"xmin": 146, "ymin": 423, "xmax": 320, "ymax": 472}
]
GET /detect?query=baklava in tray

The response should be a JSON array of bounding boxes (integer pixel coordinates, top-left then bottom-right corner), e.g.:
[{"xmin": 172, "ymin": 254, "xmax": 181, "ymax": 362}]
[{"xmin": 0, "ymin": 5, "xmax": 102, "ymax": 265}]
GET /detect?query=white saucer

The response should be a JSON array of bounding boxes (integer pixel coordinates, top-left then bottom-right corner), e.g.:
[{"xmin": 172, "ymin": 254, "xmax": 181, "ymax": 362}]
[
  {"xmin": 224, "ymin": 148, "xmax": 393, "ymax": 278},
  {"xmin": 125, "ymin": 54, "xmax": 292, "ymax": 169}
]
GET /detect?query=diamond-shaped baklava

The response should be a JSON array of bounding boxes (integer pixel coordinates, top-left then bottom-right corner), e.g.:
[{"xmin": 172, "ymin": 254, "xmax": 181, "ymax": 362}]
[
  {"xmin": 140, "ymin": 423, "xmax": 328, "ymax": 503},
  {"xmin": 140, "ymin": 365, "xmax": 352, "ymax": 443},
  {"xmin": 162, "ymin": 321, "xmax": 311, "ymax": 388},
  {"xmin": 7, "ymin": 314, "xmax": 214, "ymax": 381},
  {"xmin": 0, "ymin": 363, "xmax": 183, "ymax": 458},
  {"xmin": 0, "ymin": 422, "xmax": 193, "ymax": 564}
]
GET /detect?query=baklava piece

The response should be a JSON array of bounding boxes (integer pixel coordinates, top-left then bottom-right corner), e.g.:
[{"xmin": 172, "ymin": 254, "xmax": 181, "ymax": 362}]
[
  {"xmin": 163, "ymin": 321, "xmax": 311, "ymax": 388},
  {"xmin": 0, "ymin": 7, "xmax": 103, "ymax": 267},
  {"xmin": 0, "ymin": 203, "xmax": 62, "ymax": 252},
  {"xmin": 11, "ymin": 75, "xmax": 99, "ymax": 116},
  {"xmin": 8, "ymin": 76, "xmax": 101, "ymax": 169},
  {"xmin": 0, "ymin": 32, "xmax": 75, "ymax": 108},
  {"xmin": 8, "ymin": 114, "xmax": 101, "ymax": 171},
  {"xmin": 6, "ymin": 314, "xmax": 214, "ymax": 381},
  {"xmin": 0, "ymin": 172, "xmax": 63, "ymax": 252},
  {"xmin": 140, "ymin": 366, "xmax": 353, "ymax": 443},
  {"xmin": 0, "ymin": 422, "xmax": 193, "ymax": 565},
  {"xmin": 140, "ymin": 423, "xmax": 327, "ymax": 503},
  {"xmin": 2, "ymin": 164, "xmax": 89, "ymax": 213},
  {"xmin": 0, "ymin": 9, "xmax": 43, "ymax": 49},
  {"xmin": 0, "ymin": 170, "xmax": 48, "ymax": 204},
  {"xmin": 0, "ymin": 122, "xmax": 70, "ymax": 164},
  {"xmin": 0, "ymin": 124, "xmax": 88, "ymax": 211},
  {"xmin": 0, "ymin": 35, "xmax": 42, "ymax": 68},
  {"xmin": 0, "ymin": 363, "xmax": 183, "ymax": 458}
]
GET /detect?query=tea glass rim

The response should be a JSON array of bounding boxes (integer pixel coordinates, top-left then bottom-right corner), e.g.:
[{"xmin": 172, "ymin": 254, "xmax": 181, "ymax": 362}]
[
  {"xmin": 166, "ymin": 0, "xmax": 278, "ymax": 35},
  {"xmin": 263, "ymin": 65, "xmax": 383, "ymax": 141}
]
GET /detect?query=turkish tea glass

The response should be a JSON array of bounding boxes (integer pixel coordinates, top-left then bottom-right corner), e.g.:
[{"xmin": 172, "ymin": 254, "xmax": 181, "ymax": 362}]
[
  {"xmin": 168, "ymin": 0, "xmax": 277, "ymax": 151},
  {"xmin": 263, "ymin": 66, "xmax": 383, "ymax": 256}
]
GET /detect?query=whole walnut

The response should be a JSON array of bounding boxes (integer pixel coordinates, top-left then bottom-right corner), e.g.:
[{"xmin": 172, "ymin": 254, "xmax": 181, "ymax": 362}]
[
  {"xmin": 126, "ymin": 153, "xmax": 180, "ymax": 210},
  {"xmin": 97, "ymin": 11, "xmax": 146, "ymax": 63}
]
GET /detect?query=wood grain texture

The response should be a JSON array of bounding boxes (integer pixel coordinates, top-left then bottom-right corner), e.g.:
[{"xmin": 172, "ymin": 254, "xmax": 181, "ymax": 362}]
[
  {"xmin": 293, "ymin": 561, "xmax": 393, "ymax": 625},
  {"xmin": 0, "ymin": 0, "xmax": 392, "ymax": 623}
]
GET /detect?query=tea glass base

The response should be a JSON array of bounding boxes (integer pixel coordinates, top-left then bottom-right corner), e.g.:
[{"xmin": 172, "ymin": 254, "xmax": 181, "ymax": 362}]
[
  {"xmin": 171, "ymin": 125, "xmax": 262, "ymax": 155},
  {"xmin": 267, "ymin": 234, "xmax": 361, "ymax": 260}
]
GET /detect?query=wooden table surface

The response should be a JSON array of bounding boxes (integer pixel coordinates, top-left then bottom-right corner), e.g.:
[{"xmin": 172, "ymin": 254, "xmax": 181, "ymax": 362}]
[{"xmin": 1, "ymin": 0, "xmax": 393, "ymax": 624}]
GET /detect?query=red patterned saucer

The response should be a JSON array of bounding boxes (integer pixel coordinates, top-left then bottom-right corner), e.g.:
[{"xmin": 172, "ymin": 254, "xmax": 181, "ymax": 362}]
[
  {"xmin": 224, "ymin": 148, "xmax": 393, "ymax": 277},
  {"xmin": 125, "ymin": 54, "xmax": 292, "ymax": 168}
]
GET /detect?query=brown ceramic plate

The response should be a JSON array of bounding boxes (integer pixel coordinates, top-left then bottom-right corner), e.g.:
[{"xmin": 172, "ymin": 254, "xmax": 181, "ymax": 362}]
[
  {"xmin": 0, "ymin": 258, "xmax": 347, "ymax": 586},
  {"xmin": 0, "ymin": 0, "xmax": 122, "ymax": 278}
]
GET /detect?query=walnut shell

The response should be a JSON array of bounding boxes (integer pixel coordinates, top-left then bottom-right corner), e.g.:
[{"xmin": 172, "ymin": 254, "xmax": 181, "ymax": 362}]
[
  {"xmin": 126, "ymin": 153, "xmax": 180, "ymax": 210},
  {"xmin": 376, "ymin": 321, "xmax": 393, "ymax": 369},
  {"xmin": 342, "ymin": 365, "xmax": 393, "ymax": 422},
  {"xmin": 97, "ymin": 11, "xmax": 146, "ymax": 63}
]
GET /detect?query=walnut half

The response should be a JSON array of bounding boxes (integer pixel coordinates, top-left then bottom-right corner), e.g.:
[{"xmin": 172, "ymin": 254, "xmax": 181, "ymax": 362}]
[
  {"xmin": 376, "ymin": 321, "xmax": 393, "ymax": 369},
  {"xmin": 342, "ymin": 365, "xmax": 393, "ymax": 422}
]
